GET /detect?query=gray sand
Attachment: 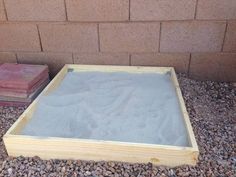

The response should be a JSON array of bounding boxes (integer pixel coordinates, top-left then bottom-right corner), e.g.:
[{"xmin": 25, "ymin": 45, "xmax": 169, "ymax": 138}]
[{"xmin": 21, "ymin": 71, "xmax": 189, "ymax": 147}]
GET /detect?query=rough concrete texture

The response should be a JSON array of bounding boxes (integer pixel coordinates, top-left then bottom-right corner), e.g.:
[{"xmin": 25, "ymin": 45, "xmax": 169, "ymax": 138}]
[
  {"xmin": 160, "ymin": 21, "xmax": 226, "ymax": 52},
  {"xmin": 17, "ymin": 52, "xmax": 73, "ymax": 76},
  {"xmin": 66, "ymin": 0, "xmax": 129, "ymax": 22},
  {"xmin": 223, "ymin": 22, "xmax": 236, "ymax": 52},
  {"xmin": 0, "ymin": 0, "xmax": 6, "ymax": 21},
  {"xmin": 0, "ymin": 24, "xmax": 40, "ymax": 52},
  {"xmin": 190, "ymin": 53, "xmax": 236, "ymax": 81},
  {"xmin": 100, "ymin": 23, "xmax": 160, "ymax": 53},
  {"xmin": 196, "ymin": 0, "xmax": 236, "ymax": 20},
  {"xmin": 73, "ymin": 53, "xmax": 129, "ymax": 65},
  {"xmin": 39, "ymin": 24, "xmax": 98, "ymax": 53},
  {"xmin": 4, "ymin": 0, "xmax": 66, "ymax": 21},
  {"xmin": 131, "ymin": 53, "xmax": 190, "ymax": 73},
  {"xmin": 0, "ymin": 52, "xmax": 16, "ymax": 64},
  {"xmin": 130, "ymin": 0, "xmax": 196, "ymax": 21}
]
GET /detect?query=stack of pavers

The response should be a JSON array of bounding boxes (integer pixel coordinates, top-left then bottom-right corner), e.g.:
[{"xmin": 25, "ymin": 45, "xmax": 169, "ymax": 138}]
[{"xmin": 0, "ymin": 63, "xmax": 49, "ymax": 106}]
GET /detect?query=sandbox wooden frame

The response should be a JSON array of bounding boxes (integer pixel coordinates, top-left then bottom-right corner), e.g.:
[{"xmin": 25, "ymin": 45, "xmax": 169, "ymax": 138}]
[{"xmin": 3, "ymin": 64, "xmax": 199, "ymax": 167}]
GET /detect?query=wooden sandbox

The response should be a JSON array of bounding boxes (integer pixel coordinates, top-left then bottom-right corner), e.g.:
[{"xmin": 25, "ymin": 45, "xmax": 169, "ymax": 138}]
[{"xmin": 3, "ymin": 65, "xmax": 199, "ymax": 167}]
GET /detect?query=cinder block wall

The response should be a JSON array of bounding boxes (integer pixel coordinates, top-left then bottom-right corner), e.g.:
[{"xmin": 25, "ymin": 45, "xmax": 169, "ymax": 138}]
[{"xmin": 0, "ymin": 0, "xmax": 236, "ymax": 81}]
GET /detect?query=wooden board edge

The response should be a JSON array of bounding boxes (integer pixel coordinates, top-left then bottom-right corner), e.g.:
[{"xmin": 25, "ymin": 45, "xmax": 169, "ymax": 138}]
[
  {"xmin": 67, "ymin": 64, "xmax": 172, "ymax": 74},
  {"xmin": 4, "ymin": 134, "xmax": 195, "ymax": 151},
  {"xmin": 3, "ymin": 135, "xmax": 198, "ymax": 167},
  {"xmin": 170, "ymin": 68, "xmax": 199, "ymax": 151}
]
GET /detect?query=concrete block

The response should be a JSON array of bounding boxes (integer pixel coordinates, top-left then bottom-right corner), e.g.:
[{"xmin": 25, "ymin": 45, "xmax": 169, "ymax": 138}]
[
  {"xmin": 100, "ymin": 23, "xmax": 160, "ymax": 53},
  {"xmin": 190, "ymin": 53, "xmax": 236, "ymax": 81},
  {"xmin": 5, "ymin": 0, "xmax": 66, "ymax": 21},
  {"xmin": 17, "ymin": 52, "xmax": 73, "ymax": 76},
  {"xmin": 39, "ymin": 24, "xmax": 98, "ymax": 53},
  {"xmin": 0, "ymin": 52, "xmax": 17, "ymax": 64},
  {"xmin": 160, "ymin": 21, "xmax": 226, "ymax": 52},
  {"xmin": 0, "ymin": 0, "xmax": 6, "ymax": 21},
  {"xmin": 74, "ymin": 53, "xmax": 129, "ymax": 65},
  {"xmin": 196, "ymin": 0, "xmax": 236, "ymax": 20},
  {"xmin": 131, "ymin": 0, "xmax": 196, "ymax": 21},
  {"xmin": 0, "ymin": 24, "xmax": 41, "ymax": 52},
  {"xmin": 66, "ymin": 0, "xmax": 129, "ymax": 21},
  {"xmin": 131, "ymin": 53, "xmax": 190, "ymax": 73},
  {"xmin": 223, "ymin": 22, "xmax": 236, "ymax": 52}
]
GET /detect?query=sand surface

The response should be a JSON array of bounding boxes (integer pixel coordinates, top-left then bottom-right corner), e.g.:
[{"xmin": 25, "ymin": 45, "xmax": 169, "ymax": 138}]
[{"xmin": 21, "ymin": 71, "xmax": 189, "ymax": 146}]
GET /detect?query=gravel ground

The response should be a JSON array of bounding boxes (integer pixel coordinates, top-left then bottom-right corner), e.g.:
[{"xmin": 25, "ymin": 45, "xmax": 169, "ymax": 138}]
[{"xmin": 0, "ymin": 74, "xmax": 235, "ymax": 177}]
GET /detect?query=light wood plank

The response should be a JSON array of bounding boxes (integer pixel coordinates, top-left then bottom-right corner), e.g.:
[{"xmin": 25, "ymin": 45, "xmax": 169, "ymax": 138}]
[
  {"xmin": 4, "ymin": 135, "xmax": 198, "ymax": 167},
  {"xmin": 68, "ymin": 64, "xmax": 171, "ymax": 74},
  {"xmin": 170, "ymin": 68, "xmax": 199, "ymax": 151}
]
